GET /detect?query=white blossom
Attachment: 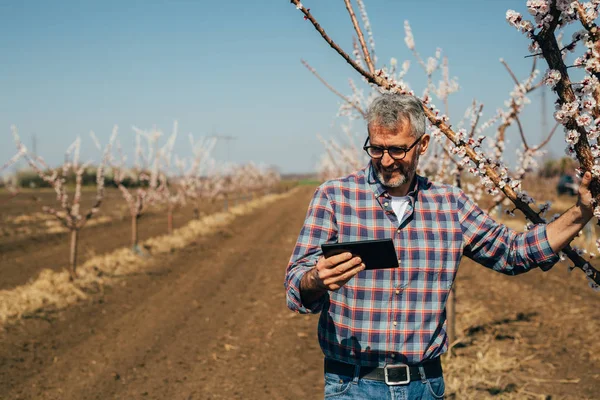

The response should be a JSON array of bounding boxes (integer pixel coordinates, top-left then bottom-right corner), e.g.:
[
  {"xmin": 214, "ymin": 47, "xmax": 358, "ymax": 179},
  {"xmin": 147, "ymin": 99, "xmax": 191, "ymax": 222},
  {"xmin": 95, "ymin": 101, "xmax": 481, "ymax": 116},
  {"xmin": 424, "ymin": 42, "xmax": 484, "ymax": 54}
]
[
  {"xmin": 554, "ymin": 109, "xmax": 568, "ymax": 123},
  {"xmin": 576, "ymin": 113, "xmax": 593, "ymax": 127},
  {"xmin": 566, "ymin": 130, "xmax": 580, "ymax": 145},
  {"xmin": 582, "ymin": 97, "xmax": 597, "ymax": 111},
  {"xmin": 527, "ymin": 0, "xmax": 550, "ymax": 16},
  {"xmin": 543, "ymin": 69, "xmax": 561, "ymax": 87},
  {"xmin": 426, "ymin": 57, "xmax": 438, "ymax": 75},
  {"xmin": 404, "ymin": 20, "xmax": 415, "ymax": 50},
  {"xmin": 580, "ymin": 75, "xmax": 600, "ymax": 94},
  {"xmin": 506, "ymin": 10, "xmax": 523, "ymax": 29},
  {"xmin": 561, "ymin": 101, "xmax": 579, "ymax": 116}
]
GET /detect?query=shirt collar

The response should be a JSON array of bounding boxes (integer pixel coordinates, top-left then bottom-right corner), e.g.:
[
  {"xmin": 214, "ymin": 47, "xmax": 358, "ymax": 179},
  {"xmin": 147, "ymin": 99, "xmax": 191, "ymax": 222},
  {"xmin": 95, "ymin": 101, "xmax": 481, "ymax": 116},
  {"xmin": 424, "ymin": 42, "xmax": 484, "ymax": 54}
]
[{"xmin": 365, "ymin": 161, "xmax": 425, "ymax": 202}]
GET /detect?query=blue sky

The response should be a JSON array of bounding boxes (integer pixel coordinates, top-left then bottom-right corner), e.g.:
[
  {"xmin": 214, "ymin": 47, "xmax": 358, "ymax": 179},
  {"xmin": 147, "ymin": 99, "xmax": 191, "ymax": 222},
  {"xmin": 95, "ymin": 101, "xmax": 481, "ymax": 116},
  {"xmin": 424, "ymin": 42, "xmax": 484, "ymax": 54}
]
[{"xmin": 1, "ymin": 1, "xmax": 567, "ymax": 174}]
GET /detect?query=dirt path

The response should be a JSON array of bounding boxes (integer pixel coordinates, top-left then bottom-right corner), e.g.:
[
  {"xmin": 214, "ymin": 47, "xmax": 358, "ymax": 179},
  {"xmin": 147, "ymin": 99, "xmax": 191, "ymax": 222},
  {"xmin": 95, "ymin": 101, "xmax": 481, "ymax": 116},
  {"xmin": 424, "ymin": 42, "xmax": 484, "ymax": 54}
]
[
  {"xmin": 1, "ymin": 185, "xmax": 598, "ymax": 399},
  {"xmin": 0, "ymin": 186, "xmax": 323, "ymax": 400}
]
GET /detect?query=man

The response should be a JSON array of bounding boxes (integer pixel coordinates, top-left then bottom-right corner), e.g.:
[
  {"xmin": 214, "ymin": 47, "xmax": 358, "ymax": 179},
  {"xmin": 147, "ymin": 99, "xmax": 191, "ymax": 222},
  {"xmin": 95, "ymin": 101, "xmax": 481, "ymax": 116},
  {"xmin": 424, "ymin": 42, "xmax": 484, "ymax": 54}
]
[{"xmin": 284, "ymin": 93, "xmax": 594, "ymax": 399}]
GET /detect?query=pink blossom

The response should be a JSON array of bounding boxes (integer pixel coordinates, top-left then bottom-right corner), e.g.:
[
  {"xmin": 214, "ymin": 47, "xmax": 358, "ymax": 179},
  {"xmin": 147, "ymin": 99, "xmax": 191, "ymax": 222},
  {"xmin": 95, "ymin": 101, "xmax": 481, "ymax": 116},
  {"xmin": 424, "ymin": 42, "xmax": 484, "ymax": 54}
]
[{"xmin": 576, "ymin": 113, "xmax": 593, "ymax": 127}]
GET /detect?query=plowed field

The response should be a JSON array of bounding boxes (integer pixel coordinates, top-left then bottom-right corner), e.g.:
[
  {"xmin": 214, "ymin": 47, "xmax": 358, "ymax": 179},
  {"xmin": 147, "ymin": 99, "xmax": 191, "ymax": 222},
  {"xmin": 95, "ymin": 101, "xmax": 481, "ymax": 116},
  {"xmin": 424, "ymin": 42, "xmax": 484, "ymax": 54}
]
[{"xmin": 0, "ymin": 186, "xmax": 598, "ymax": 399}]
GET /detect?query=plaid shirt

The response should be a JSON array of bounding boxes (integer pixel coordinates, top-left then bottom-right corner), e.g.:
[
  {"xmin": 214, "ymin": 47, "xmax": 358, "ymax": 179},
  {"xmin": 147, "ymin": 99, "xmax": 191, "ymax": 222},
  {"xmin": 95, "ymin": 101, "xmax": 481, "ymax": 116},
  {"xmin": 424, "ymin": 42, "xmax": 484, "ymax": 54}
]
[{"xmin": 285, "ymin": 162, "xmax": 559, "ymax": 366}]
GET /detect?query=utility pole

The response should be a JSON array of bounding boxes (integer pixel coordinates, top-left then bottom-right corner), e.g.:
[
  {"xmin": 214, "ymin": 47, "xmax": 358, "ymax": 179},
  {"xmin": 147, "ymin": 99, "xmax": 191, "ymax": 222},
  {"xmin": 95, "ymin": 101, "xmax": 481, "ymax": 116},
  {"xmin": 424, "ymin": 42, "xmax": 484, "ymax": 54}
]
[{"xmin": 208, "ymin": 134, "xmax": 237, "ymax": 164}]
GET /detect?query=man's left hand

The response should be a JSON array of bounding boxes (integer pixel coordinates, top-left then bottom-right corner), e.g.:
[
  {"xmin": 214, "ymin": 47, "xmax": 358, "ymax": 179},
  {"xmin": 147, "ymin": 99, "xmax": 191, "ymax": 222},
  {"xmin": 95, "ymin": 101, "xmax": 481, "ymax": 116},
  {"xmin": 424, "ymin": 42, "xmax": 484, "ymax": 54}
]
[{"xmin": 577, "ymin": 171, "xmax": 594, "ymax": 216}]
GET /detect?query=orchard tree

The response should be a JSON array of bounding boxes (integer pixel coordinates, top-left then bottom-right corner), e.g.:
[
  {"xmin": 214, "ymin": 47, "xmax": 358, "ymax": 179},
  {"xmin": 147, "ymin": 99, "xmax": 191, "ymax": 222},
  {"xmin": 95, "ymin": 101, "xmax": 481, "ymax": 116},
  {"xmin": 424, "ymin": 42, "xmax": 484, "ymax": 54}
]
[
  {"xmin": 11, "ymin": 126, "xmax": 117, "ymax": 280},
  {"xmin": 290, "ymin": 0, "xmax": 600, "ymax": 294}
]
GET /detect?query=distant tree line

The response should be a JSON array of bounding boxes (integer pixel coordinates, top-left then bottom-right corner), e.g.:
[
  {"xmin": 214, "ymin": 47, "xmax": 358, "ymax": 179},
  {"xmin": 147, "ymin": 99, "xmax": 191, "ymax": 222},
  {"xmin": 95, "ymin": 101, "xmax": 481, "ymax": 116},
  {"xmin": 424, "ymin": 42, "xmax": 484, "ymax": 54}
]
[{"xmin": 4, "ymin": 167, "xmax": 155, "ymax": 189}]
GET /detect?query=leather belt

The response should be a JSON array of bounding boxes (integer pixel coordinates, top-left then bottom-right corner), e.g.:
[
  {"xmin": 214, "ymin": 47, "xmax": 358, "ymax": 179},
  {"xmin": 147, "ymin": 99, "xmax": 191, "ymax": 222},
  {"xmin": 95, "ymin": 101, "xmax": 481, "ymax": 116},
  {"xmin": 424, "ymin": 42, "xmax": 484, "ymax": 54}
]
[{"xmin": 324, "ymin": 358, "xmax": 443, "ymax": 386}]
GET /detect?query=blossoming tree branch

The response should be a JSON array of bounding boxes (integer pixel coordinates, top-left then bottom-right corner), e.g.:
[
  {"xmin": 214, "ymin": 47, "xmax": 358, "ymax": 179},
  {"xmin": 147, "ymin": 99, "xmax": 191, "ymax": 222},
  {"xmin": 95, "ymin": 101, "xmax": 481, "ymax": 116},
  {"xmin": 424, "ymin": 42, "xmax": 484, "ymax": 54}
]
[{"xmin": 290, "ymin": 0, "xmax": 600, "ymax": 290}]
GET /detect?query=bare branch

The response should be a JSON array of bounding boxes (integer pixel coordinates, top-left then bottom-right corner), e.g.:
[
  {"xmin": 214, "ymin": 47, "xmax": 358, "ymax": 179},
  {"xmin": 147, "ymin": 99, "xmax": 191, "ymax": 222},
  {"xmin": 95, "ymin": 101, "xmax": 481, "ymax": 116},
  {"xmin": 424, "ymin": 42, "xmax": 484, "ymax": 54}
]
[
  {"xmin": 501, "ymin": 59, "xmax": 521, "ymax": 86},
  {"xmin": 343, "ymin": 0, "xmax": 375, "ymax": 75},
  {"xmin": 532, "ymin": 122, "xmax": 560, "ymax": 152},
  {"xmin": 301, "ymin": 59, "xmax": 367, "ymax": 118},
  {"xmin": 468, "ymin": 103, "xmax": 484, "ymax": 138},
  {"xmin": 514, "ymin": 114, "xmax": 529, "ymax": 151}
]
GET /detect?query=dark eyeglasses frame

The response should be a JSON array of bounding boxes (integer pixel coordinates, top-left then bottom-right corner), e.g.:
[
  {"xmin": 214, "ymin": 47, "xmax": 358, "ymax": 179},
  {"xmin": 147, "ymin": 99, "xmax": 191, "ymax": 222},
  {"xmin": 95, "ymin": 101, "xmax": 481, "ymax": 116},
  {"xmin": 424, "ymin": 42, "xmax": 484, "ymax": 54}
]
[{"xmin": 362, "ymin": 135, "xmax": 422, "ymax": 161}]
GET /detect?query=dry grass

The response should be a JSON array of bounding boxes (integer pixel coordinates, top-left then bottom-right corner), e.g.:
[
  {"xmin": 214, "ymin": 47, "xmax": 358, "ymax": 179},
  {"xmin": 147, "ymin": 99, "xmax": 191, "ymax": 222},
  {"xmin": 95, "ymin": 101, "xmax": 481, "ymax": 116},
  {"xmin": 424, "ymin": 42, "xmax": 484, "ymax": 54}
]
[
  {"xmin": 0, "ymin": 188, "xmax": 299, "ymax": 327},
  {"xmin": 1, "ymin": 212, "xmax": 114, "ymax": 237}
]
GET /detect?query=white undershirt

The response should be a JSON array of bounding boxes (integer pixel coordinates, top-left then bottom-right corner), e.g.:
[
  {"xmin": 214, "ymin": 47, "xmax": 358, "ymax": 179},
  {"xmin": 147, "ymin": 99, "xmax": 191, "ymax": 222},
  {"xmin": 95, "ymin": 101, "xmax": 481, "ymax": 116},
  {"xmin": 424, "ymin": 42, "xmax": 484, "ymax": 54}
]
[{"xmin": 389, "ymin": 195, "xmax": 410, "ymax": 223}]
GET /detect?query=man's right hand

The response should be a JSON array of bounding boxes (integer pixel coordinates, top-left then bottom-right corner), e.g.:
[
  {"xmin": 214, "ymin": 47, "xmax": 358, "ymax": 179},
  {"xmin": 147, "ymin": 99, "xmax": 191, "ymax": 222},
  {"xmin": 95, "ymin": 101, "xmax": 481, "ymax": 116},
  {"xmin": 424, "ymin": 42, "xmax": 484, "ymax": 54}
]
[
  {"xmin": 312, "ymin": 252, "xmax": 365, "ymax": 291},
  {"xmin": 299, "ymin": 252, "xmax": 365, "ymax": 306}
]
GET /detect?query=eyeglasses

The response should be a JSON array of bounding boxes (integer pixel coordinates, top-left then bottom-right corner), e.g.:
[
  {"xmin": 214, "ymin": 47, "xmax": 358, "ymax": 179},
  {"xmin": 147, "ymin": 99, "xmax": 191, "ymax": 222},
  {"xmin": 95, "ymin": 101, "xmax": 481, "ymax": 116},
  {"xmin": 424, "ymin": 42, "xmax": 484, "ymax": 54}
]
[{"xmin": 363, "ymin": 136, "xmax": 422, "ymax": 160}]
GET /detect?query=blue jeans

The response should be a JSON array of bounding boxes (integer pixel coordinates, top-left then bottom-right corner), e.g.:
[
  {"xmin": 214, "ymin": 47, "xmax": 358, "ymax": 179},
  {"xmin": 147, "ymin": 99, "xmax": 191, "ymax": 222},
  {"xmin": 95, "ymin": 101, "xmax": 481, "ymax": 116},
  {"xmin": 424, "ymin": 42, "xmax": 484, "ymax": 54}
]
[{"xmin": 324, "ymin": 369, "xmax": 445, "ymax": 399}]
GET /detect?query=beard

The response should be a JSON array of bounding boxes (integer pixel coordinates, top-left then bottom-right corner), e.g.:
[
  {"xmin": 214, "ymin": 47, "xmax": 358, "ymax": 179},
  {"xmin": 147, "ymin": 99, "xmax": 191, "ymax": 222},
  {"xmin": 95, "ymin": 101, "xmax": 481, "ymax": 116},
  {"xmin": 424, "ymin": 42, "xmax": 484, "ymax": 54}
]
[{"xmin": 375, "ymin": 157, "xmax": 418, "ymax": 188}]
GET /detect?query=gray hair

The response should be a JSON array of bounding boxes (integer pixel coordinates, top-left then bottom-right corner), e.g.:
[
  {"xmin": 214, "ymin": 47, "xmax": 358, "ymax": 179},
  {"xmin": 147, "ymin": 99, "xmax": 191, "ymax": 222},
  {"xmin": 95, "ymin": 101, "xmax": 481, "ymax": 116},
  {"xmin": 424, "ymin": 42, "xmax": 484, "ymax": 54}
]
[{"xmin": 366, "ymin": 94, "xmax": 426, "ymax": 138}]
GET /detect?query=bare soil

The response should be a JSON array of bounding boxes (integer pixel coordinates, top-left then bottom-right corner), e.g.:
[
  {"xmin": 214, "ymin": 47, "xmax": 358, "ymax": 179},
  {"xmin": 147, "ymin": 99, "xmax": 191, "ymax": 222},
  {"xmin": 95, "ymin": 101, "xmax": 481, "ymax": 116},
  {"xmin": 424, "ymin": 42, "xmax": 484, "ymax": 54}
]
[
  {"xmin": 0, "ymin": 188, "xmax": 259, "ymax": 290},
  {"xmin": 0, "ymin": 186, "xmax": 598, "ymax": 399}
]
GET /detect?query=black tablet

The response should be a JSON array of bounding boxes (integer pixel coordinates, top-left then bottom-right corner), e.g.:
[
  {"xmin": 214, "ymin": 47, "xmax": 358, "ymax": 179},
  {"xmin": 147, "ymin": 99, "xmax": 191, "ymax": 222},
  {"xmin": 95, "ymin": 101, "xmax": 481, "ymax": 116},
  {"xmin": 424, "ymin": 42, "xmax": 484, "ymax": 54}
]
[{"xmin": 321, "ymin": 238, "xmax": 399, "ymax": 270}]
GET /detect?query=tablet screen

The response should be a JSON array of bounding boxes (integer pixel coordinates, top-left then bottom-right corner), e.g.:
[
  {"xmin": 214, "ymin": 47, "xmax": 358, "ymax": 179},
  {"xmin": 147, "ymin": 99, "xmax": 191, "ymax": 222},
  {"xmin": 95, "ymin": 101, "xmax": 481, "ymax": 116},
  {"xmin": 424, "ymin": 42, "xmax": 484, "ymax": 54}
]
[{"xmin": 321, "ymin": 238, "xmax": 399, "ymax": 270}]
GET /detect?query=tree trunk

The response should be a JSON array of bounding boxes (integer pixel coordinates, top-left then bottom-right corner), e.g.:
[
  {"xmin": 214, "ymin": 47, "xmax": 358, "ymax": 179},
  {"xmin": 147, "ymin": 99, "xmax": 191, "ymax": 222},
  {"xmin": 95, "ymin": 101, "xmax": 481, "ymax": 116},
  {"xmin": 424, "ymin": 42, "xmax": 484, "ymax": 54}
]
[
  {"xmin": 193, "ymin": 203, "xmax": 200, "ymax": 220},
  {"xmin": 167, "ymin": 206, "xmax": 173, "ymax": 235},
  {"xmin": 69, "ymin": 229, "xmax": 79, "ymax": 280},
  {"xmin": 131, "ymin": 214, "xmax": 139, "ymax": 249}
]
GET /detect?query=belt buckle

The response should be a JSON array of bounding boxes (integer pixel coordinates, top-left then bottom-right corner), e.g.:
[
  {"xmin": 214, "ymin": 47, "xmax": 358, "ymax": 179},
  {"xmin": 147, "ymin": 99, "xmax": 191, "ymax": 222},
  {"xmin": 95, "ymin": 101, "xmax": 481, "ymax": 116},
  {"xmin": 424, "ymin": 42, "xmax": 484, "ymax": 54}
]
[{"xmin": 384, "ymin": 363, "xmax": 410, "ymax": 385}]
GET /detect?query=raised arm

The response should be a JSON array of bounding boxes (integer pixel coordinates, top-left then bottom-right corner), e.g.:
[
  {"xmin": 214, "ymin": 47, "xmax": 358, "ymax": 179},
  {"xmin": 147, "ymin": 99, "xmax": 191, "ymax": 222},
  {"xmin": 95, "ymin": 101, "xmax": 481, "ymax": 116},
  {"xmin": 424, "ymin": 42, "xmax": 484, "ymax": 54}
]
[{"xmin": 546, "ymin": 171, "xmax": 594, "ymax": 253}]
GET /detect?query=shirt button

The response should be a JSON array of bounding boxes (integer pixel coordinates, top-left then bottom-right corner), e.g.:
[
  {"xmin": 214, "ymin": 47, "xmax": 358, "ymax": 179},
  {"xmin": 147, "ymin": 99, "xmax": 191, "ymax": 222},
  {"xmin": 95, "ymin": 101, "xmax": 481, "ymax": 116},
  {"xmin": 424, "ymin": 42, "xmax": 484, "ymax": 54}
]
[
  {"xmin": 391, "ymin": 354, "xmax": 396, "ymax": 359},
  {"xmin": 395, "ymin": 290, "xmax": 400, "ymax": 295},
  {"xmin": 393, "ymin": 321, "xmax": 397, "ymax": 326},
  {"xmin": 397, "ymin": 259, "xmax": 401, "ymax": 264},
  {"xmin": 384, "ymin": 202, "xmax": 389, "ymax": 206}
]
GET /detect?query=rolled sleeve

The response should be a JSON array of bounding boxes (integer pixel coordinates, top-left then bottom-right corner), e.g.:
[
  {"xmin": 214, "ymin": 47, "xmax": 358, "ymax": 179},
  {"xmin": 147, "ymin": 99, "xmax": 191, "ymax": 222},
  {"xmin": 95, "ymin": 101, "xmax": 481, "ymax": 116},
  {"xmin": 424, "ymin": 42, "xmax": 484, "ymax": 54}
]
[
  {"xmin": 285, "ymin": 264, "xmax": 328, "ymax": 314},
  {"xmin": 458, "ymin": 190, "xmax": 559, "ymax": 274},
  {"xmin": 284, "ymin": 185, "xmax": 338, "ymax": 314},
  {"xmin": 525, "ymin": 224, "xmax": 560, "ymax": 271}
]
